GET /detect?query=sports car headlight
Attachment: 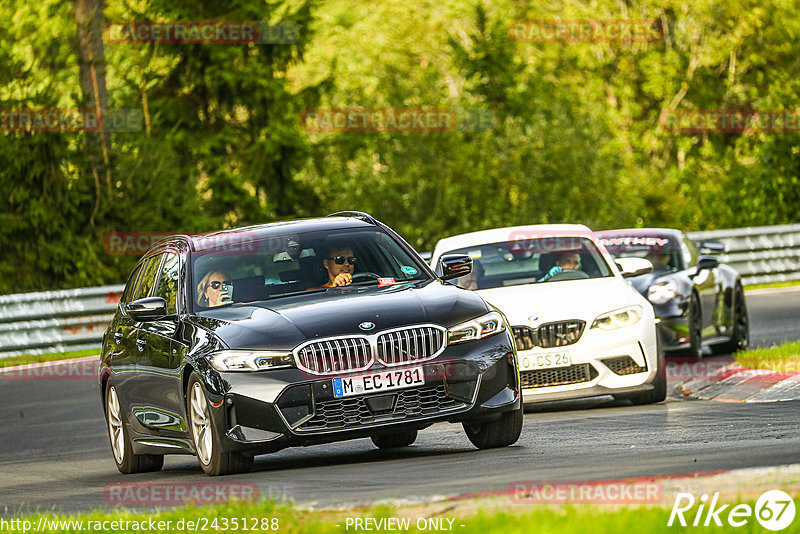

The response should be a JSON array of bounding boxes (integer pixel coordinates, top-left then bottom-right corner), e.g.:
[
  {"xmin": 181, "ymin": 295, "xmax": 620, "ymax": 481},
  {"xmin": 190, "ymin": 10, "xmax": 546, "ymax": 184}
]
[
  {"xmin": 448, "ymin": 311, "xmax": 506, "ymax": 345},
  {"xmin": 591, "ymin": 305, "xmax": 643, "ymax": 331},
  {"xmin": 647, "ymin": 280, "xmax": 678, "ymax": 305},
  {"xmin": 209, "ymin": 350, "xmax": 295, "ymax": 372}
]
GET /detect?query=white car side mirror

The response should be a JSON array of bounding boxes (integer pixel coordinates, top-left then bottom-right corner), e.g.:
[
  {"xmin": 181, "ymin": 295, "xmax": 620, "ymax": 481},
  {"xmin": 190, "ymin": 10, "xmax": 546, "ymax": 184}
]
[{"xmin": 615, "ymin": 257, "xmax": 654, "ymax": 278}]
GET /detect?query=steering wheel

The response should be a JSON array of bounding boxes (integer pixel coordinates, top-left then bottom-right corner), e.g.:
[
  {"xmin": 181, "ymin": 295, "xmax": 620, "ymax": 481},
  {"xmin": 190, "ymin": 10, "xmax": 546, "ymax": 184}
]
[
  {"xmin": 351, "ymin": 272, "xmax": 380, "ymax": 284},
  {"xmin": 547, "ymin": 270, "xmax": 590, "ymax": 281}
]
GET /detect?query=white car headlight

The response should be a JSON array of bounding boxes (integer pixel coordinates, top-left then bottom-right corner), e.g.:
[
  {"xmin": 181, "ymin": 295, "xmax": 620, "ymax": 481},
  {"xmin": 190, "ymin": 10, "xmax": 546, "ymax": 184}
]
[
  {"xmin": 209, "ymin": 350, "xmax": 294, "ymax": 372},
  {"xmin": 448, "ymin": 311, "xmax": 506, "ymax": 345},
  {"xmin": 591, "ymin": 305, "xmax": 643, "ymax": 330},
  {"xmin": 647, "ymin": 280, "xmax": 678, "ymax": 305}
]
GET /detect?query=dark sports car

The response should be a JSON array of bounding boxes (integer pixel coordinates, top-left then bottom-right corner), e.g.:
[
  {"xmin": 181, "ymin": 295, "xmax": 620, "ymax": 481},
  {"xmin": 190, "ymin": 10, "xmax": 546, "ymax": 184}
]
[
  {"xmin": 99, "ymin": 212, "xmax": 522, "ymax": 476},
  {"xmin": 596, "ymin": 228, "xmax": 749, "ymax": 358}
]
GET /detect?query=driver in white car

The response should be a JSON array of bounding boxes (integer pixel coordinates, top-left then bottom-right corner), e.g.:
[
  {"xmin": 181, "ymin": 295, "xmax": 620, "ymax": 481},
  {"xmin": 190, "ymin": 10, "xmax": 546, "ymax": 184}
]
[{"xmin": 539, "ymin": 253, "xmax": 580, "ymax": 282}]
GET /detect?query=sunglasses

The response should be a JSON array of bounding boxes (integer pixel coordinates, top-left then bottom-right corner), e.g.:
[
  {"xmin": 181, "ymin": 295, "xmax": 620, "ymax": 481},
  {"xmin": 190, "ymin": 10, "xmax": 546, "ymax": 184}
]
[
  {"xmin": 326, "ymin": 256, "xmax": 357, "ymax": 265},
  {"xmin": 209, "ymin": 280, "xmax": 232, "ymax": 290}
]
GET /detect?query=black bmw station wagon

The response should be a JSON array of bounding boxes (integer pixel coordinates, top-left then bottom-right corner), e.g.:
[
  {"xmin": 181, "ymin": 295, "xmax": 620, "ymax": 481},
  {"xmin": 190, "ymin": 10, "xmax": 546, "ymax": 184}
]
[{"xmin": 99, "ymin": 212, "xmax": 522, "ymax": 475}]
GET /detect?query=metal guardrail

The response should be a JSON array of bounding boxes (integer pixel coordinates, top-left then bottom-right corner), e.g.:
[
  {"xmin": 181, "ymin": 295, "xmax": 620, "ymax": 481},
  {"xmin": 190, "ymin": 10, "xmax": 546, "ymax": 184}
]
[
  {"xmin": 0, "ymin": 285, "xmax": 123, "ymax": 359},
  {"xmin": 688, "ymin": 223, "xmax": 800, "ymax": 286},
  {"xmin": 0, "ymin": 224, "xmax": 797, "ymax": 358}
]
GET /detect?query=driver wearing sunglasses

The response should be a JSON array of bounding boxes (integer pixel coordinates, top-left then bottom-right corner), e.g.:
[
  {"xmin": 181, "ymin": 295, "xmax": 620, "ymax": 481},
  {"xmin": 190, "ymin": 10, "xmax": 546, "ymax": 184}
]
[
  {"xmin": 196, "ymin": 269, "xmax": 233, "ymax": 307},
  {"xmin": 308, "ymin": 246, "xmax": 357, "ymax": 290}
]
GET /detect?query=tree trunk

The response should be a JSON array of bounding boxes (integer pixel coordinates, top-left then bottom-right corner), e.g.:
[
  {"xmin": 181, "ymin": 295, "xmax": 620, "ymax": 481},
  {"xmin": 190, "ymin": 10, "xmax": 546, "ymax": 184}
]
[{"xmin": 74, "ymin": 0, "xmax": 111, "ymax": 225}]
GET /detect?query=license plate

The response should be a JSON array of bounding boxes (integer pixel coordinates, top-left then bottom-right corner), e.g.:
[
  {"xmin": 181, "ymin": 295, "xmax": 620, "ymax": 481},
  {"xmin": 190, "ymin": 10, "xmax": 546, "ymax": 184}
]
[
  {"xmin": 520, "ymin": 352, "xmax": 571, "ymax": 370},
  {"xmin": 332, "ymin": 366, "xmax": 425, "ymax": 398}
]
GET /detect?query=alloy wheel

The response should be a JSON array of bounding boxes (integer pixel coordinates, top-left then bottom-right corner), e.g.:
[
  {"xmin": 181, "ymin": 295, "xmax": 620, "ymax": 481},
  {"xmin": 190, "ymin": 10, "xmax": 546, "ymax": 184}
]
[
  {"xmin": 735, "ymin": 286, "xmax": 749, "ymax": 350},
  {"xmin": 106, "ymin": 386, "xmax": 125, "ymax": 464},
  {"xmin": 689, "ymin": 295, "xmax": 702, "ymax": 358},
  {"xmin": 190, "ymin": 382, "xmax": 213, "ymax": 465}
]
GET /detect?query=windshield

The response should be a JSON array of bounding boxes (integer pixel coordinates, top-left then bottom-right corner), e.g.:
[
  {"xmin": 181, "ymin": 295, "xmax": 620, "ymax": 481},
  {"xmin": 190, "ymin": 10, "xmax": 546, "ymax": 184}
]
[
  {"xmin": 598, "ymin": 234, "xmax": 684, "ymax": 272},
  {"xmin": 442, "ymin": 236, "xmax": 613, "ymax": 290},
  {"xmin": 190, "ymin": 227, "xmax": 429, "ymax": 310}
]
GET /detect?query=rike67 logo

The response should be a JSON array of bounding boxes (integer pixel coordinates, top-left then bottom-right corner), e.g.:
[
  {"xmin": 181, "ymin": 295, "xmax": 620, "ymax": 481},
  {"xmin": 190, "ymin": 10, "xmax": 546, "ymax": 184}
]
[{"xmin": 668, "ymin": 490, "xmax": 796, "ymax": 530}]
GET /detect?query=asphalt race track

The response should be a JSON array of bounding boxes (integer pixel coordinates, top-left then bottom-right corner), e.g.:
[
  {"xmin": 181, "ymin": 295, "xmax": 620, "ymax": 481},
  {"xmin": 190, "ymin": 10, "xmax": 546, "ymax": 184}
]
[{"xmin": 1, "ymin": 289, "xmax": 798, "ymax": 516}]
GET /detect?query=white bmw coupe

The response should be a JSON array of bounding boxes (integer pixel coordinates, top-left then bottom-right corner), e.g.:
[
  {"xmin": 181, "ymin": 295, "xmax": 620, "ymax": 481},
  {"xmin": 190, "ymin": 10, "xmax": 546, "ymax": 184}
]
[{"xmin": 430, "ymin": 225, "xmax": 666, "ymax": 405}]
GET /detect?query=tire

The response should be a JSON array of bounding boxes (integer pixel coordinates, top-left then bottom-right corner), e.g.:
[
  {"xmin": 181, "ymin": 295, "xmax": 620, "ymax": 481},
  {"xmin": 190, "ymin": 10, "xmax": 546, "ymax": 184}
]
[
  {"xmin": 712, "ymin": 282, "xmax": 750, "ymax": 355},
  {"xmin": 370, "ymin": 429, "xmax": 418, "ymax": 449},
  {"xmin": 105, "ymin": 385, "xmax": 164, "ymax": 474},
  {"xmin": 187, "ymin": 376, "xmax": 253, "ymax": 476},
  {"xmin": 681, "ymin": 292, "xmax": 703, "ymax": 359},
  {"xmin": 463, "ymin": 406, "xmax": 523, "ymax": 449}
]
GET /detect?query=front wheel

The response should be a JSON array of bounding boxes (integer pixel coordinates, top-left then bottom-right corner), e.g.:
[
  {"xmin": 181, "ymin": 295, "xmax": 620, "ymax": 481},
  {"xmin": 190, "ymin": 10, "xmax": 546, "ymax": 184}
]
[
  {"xmin": 713, "ymin": 282, "xmax": 749, "ymax": 354},
  {"xmin": 371, "ymin": 429, "xmax": 418, "ymax": 449},
  {"xmin": 105, "ymin": 385, "xmax": 163, "ymax": 474},
  {"xmin": 463, "ymin": 406, "xmax": 523, "ymax": 449},
  {"xmin": 682, "ymin": 293, "xmax": 703, "ymax": 359},
  {"xmin": 187, "ymin": 376, "xmax": 253, "ymax": 476}
]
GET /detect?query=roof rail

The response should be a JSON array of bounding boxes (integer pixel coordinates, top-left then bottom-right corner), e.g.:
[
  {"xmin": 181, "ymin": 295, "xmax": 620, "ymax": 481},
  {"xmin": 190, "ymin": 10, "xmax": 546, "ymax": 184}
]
[{"xmin": 326, "ymin": 211, "xmax": 379, "ymax": 225}]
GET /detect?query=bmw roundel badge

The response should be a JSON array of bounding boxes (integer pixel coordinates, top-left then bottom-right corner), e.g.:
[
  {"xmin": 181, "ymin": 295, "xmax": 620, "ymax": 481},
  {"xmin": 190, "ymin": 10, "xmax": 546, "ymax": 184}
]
[{"xmin": 359, "ymin": 321, "xmax": 375, "ymax": 331}]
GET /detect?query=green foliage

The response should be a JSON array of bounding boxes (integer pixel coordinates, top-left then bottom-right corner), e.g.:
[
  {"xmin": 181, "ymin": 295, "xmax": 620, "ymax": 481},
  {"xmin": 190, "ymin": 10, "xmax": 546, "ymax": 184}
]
[{"xmin": 1, "ymin": 0, "xmax": 799, "ymax": 292}]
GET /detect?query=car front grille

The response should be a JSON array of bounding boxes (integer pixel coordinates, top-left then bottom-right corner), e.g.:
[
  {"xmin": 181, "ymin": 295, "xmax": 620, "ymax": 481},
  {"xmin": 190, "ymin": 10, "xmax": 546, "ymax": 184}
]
[
  {"xmin": 377, "ymin": 327, "xmax": 446, "ymax": 366},
  {"xmin": 602, "ymin": 356, "xmax": 647, "ymax": 375},
  {"xmin": 297, "ymin": 385, "xmax": 465, "ymax": 431},
  {"xmin": 297, "ymin": 338, "xmax": 372, "ymax": 374},
  {"xmin": 512, "ymin": 321, "xmax": 585, "ymax": 350},
  {"xmin": 294, "ymin": 325, "xmax": 447, "ymax": 375},
  {"xmin": 520, "ymin": 363, "xmax": 598, "ymax": 389}
]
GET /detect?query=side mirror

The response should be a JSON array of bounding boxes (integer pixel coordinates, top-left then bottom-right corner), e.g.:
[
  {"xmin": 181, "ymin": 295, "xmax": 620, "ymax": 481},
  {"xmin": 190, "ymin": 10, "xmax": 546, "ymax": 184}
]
[
  {"xmin": 439, "ymin": 254, "xmax": 473, "ymax": 281},
  {"xmin": 127, "ymin": 297, "xmax": 167, "ymax": 322},
  {"xmin": 696, "ymin": 256, "xmax": 719, "ymax": 272},
  {"xmin": 614, "ymin": 257, "xmax": 654, "ymax": 278},
  {"xmin": 698, "ymin": 240, "xmax": 725, "ymax": 253}
]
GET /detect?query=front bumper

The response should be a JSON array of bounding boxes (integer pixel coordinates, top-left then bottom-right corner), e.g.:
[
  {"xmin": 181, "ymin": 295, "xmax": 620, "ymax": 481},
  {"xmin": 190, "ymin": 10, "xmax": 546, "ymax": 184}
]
[
  {"xmin": 515, "ymin": 318, "xmax": 659, "ymax": 403},
  {"xmin": 650, "ymin": 300, "xmax": 691, "ymax": 352},
  {"xmin": 204, "ymin": 334, "xmax": 519, "ymax": 455},
  {"xmin": 654, "ymin": 317, "xmax": 691, "ymax": 352}
]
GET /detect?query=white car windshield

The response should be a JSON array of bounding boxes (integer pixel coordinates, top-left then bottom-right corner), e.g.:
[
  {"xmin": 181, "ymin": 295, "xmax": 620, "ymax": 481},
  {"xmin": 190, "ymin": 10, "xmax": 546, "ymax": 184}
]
[{"xmin": 443, "ymin": 236, "xmax": 614, "ymax": 290}]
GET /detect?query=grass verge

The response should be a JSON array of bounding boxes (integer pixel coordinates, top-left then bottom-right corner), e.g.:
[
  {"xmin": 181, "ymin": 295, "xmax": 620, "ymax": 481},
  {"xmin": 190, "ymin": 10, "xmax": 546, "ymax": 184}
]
[
  {"xmin": 0, "ymin": 349, "xmax": 98, "ymax": 369},
  {"xmin": 735, "ymin": 340, "xmax": 800, "ymax": 372},
  {"xmin": 4, "ymin": 496, "xmax": 795, "ymax": 534}
]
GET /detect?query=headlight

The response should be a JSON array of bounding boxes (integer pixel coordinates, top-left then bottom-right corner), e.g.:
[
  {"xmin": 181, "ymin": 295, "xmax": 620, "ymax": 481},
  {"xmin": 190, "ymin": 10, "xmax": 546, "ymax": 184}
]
[
  {"xmin": 209, "ymin": 350, "xmax": 295, "ymax": 372},
  {"xmin": 647, "ymin": 280, "xmax": 678, "ymax": 305},
  {"xmin": 448, "ymin": 311, "xmax": 506, "ymax": 345},
  {"xmin": 591, "ymin": 305, "xmax": 643, "ymax": 330}
]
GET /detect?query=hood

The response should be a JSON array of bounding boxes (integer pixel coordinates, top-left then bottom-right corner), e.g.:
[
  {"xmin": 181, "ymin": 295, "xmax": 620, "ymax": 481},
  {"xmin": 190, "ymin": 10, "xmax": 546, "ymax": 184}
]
[
  {"xmin": 475, "ymin": 277, "xmax": 643, "ymax": 327},
  {"xmin": 189, "ymin": 280, "xmax": 489, "ymax": 350}
]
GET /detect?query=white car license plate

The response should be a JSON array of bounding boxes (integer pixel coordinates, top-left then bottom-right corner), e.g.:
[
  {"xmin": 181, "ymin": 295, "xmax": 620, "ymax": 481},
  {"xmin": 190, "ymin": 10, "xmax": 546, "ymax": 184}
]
[
  {"xmin": 520, "ymin": 352, "xmax": 571, "ymax": 370},
  {"xmin": 332, "ymin": 366, "xmax": 425, "ymax": 398}
]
